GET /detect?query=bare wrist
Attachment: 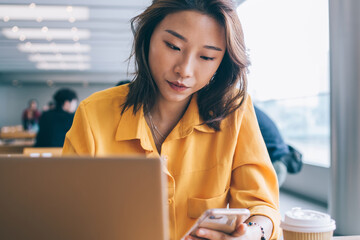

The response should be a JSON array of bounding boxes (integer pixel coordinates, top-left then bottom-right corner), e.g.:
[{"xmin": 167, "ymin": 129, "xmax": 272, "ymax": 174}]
[{"xmin": 248, "ymin": 222, "xmax": 266, "ymax": 240}]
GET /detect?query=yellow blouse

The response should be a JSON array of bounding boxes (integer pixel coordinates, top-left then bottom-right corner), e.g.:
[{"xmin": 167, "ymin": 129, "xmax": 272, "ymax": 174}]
[{"xmin": 63, "ymin": 85, "xmax": 280, "ymax": 240}]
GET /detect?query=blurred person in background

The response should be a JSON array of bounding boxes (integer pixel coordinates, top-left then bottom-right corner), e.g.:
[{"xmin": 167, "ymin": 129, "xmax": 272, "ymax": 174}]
[
  {"xmin": 42, "ymin": 101, "xmax": 55, "ymax": 112},
  {"xmin": 116, "ymin": 79, "xmax": 131, "ymax": 86},
  {"xmin": 254, "ymin": 106, "xmax": 303, "ymax": 187},
  {"xmin": 22, "ymin": 99, "xmax": 41, "ymax": 132},
  {"xmin": 35, "ymin": 88, "xmax": 78, "ymax": 147}
]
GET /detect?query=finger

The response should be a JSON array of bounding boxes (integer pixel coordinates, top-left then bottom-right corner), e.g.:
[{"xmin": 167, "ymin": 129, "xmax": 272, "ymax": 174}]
[
  {"xmin": 195, "ymin": 228, "xmax": 230, "ymax": 240},
  {"xmin": 184, "ymin": 233, "xmax": 208, "ymax": 240},
  {"xmin": 232, "ymin": 223, "xmax": 248, "ymax": 237},
  {"xmin": 184, "ymin": 235, "xmax": 202, "ymax": 240},
  {"xmin": 235, "ymin": 213, "xmax": 250, "ymax": 226}
]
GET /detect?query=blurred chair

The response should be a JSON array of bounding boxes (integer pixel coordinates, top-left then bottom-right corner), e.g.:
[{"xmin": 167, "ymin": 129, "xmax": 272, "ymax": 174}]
[{"xmin": 23, "ymin": 147, "xmax": 62, "ymax": 157}]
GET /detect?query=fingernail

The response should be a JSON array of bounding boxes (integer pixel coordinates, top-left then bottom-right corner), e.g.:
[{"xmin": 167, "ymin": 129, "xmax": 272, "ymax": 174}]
[{"xmin": 198, "ymin": 229, "xmax": 205, "ymax": 236}]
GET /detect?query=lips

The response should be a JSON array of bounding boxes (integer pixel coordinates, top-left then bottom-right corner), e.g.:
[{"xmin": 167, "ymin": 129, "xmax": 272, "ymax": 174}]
[{"xmin": 167, "ymin": 80, "xmax": 189, "ymax": 92}]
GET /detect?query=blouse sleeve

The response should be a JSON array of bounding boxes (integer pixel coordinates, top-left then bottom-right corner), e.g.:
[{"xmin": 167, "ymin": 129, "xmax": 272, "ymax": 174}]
[
  {"xmin": 62, "ymin": 101, "xmax": 95, "ymax": 156},
  {"xmin": 229, "ymin": 96, "xmax": 281, "ymax": 240}
]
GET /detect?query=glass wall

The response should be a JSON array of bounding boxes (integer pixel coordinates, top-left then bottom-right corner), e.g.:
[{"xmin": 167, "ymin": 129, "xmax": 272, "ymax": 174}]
[{"xmin": 237, "ymin": 0, "xmax": 330, "ymax": 167}]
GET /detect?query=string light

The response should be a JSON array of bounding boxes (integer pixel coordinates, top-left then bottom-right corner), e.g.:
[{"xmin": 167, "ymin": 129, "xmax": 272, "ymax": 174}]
[
  {"xmin": 19, "ymin": 34, "xmax": 26, "ymax": 41},
  {"xmin": 66, "ymin": 6, "xmax": 73, "ymax": 12}
]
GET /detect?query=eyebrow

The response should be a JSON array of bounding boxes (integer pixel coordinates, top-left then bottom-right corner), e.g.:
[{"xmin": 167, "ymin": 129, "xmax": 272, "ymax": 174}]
[
  {"xmin": 165, "ymin": 29, "xmax": 223, "ymax": 52},
  {"xmin": 203, "ymin": 45, "xmax": 223, "ymax": 52},
  {"xmin": 165, "ymin": 29, "xmax": 187, "ymax": 42}
]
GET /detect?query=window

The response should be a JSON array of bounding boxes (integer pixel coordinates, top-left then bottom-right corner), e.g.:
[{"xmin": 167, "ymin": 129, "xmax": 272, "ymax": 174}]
[{"xmin": 237, "ymin": 0, "xmax": 330, "ymax": 167}]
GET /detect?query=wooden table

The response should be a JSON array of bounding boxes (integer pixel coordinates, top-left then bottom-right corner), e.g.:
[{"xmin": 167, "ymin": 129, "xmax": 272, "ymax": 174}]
[
  {"xmin": 281, "ymin": 235, "xmax": 360, "ymax": 240},
  {"xmin": 333, "ymin": 236, "xmax": 360, "ymax": 239},
  {"xmin": 0, "ymin": 131, "xmax": 36, "ymax": 139},
  {"xmin": 0, "ymin": 145, "xmax": 29, "ymax": 154},
  {"xmin": 23, "ymin": 147, "xmax": 63, "ymax": 157}
]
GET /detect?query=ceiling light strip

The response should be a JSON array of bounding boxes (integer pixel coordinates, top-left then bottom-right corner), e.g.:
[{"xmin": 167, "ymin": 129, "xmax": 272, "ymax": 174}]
[
  {"xmin": 2, "ymin": 28, "xmax": 91, "ymax": 40},
  {"xmin": 18, "ymin": 43, "xmax": 91, "ymax": 53},
  {"xmin": 0, "ymin": 5, "xmax": 89, "ymax": 21}
]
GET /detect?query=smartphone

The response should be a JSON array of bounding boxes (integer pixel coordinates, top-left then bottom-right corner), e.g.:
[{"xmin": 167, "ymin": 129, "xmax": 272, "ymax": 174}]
[{"xmin": 181, "ymin": 208, "xmax": 250, "ymax": 239}]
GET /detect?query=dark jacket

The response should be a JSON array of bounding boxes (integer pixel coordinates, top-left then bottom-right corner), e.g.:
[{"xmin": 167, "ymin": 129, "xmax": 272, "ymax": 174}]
[
  {"xmin": 254, "ymin": 106, "xmax": 290, "ymax": 161},
  {"xmin": 254, "ymin": 106, "xmax": 302, "ymax": 174},
  {"xmin": 35, "ymin": 108, "xmax": 74, "ymax": 147}
]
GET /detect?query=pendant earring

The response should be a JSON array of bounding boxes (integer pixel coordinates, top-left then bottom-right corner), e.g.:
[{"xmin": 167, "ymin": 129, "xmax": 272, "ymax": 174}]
[
  {"xmin": 208, "ymin": 73, "xmax": 216, "ymax": 85},
  {"xmin": 205, "ymin": 73, "xmax": 216, "ymax": 88}
]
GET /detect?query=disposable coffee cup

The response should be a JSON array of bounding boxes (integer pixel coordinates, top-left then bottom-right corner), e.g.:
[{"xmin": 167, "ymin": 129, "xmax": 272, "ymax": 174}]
[{"xmin": 280, "ymin": 207, "xmax": 336, "ymax": 240}]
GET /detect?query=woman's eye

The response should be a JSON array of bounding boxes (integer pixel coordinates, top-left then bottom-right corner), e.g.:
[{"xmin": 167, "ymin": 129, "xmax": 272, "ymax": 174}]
[
  {"xmin": 165, "ymin": 41, "xmax": 180, "ymax": 51},
  {"xmin": 200, "ymin": 56, "xmax": 215, "ymax": 61}
]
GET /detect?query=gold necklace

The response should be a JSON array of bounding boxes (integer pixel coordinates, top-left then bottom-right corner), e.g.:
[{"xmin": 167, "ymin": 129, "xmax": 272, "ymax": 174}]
[{"xmin": 147, "ymin": 111, "xmax": 165, "ymax": 146}]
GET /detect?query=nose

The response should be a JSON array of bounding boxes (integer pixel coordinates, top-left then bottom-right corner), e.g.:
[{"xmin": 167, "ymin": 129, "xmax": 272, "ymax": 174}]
[{"xmin": 174, "ymin": 54, "xmax": 194, "ymax": 79}]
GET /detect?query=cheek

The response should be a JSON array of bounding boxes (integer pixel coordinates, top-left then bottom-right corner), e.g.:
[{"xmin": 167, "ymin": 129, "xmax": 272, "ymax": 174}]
[
  {"xmin": 149, "ymin": 47, "xmax": 173, "ymax": 79},
  {"xmin": 149, "ymin": 45, "xmax": 164, "ymax": 77},
  {"xmin": 195, "ymin": 63, "xmax": 219, "ymax": 85},
  {"xmin": 149, "ymin": 56, "xmax": 162, "ymax": 81}
]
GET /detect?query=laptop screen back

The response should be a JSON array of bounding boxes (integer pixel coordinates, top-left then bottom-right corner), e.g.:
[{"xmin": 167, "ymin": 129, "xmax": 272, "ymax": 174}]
[{"xmin": 0, "ymin": 156, "xmax": 168, "ymax": 240}]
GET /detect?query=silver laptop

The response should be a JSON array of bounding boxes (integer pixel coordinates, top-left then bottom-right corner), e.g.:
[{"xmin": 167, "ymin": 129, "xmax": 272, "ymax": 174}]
[{"xmin": 0, "ymin": 155, "xmax": 168, "ymax": 240}]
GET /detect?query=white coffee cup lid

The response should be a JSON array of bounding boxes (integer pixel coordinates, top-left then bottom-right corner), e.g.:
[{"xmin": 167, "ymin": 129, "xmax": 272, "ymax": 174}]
[{"xmin": 280, "ymin": 207, "xmax": 336, "ymax": 233}]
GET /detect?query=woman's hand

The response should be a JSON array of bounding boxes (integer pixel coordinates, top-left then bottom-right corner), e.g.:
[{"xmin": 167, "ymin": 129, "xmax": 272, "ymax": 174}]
[
  {"xmin": 184, "ymin": 215, "xmax": 272, "ymax": 240},
  {"xmin": 184, "ymin": 222, "xmax": 262, "ymax": 240}
]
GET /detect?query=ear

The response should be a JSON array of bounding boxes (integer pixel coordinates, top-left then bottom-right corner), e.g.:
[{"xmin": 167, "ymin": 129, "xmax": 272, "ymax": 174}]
[{"xmin": 62, "ymin": 100, "xmax": 71, "ymax": 112}]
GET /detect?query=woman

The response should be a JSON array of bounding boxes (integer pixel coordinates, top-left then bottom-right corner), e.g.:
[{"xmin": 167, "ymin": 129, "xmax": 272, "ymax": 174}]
[
  {"xmin": 63, "ymin": 0, "xmax": 280, "ymax": 239},
  {"xmin": 22, "ymin": 99, "xmax": 41, "ymax": 131}
]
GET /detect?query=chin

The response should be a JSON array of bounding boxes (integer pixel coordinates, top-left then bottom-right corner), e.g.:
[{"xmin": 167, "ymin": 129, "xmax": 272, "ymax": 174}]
[{"xmin": 164, "ymin": 94, "xmax": 191, "ymax": 103}]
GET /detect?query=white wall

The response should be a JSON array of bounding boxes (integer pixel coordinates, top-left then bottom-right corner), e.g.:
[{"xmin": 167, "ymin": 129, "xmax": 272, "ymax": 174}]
[{"xmin": 0, "ymin": 84, "xmax": 113, "ymax": 128}]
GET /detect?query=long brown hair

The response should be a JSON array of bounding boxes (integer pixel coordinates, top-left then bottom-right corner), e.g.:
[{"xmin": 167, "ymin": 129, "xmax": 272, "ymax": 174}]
[{"xmin": 122, "ymin": 0, "xmax": 249, "ymax": 131}]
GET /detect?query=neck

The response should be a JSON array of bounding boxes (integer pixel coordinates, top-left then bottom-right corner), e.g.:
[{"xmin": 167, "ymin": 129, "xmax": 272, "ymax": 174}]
[
  {"xmin": 151, "ymin": 95, "xmax": 192, "ymax": 127},
  {"xmin": 145, "ymin": 95, "xmax": 192, "ymax": 154}
]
